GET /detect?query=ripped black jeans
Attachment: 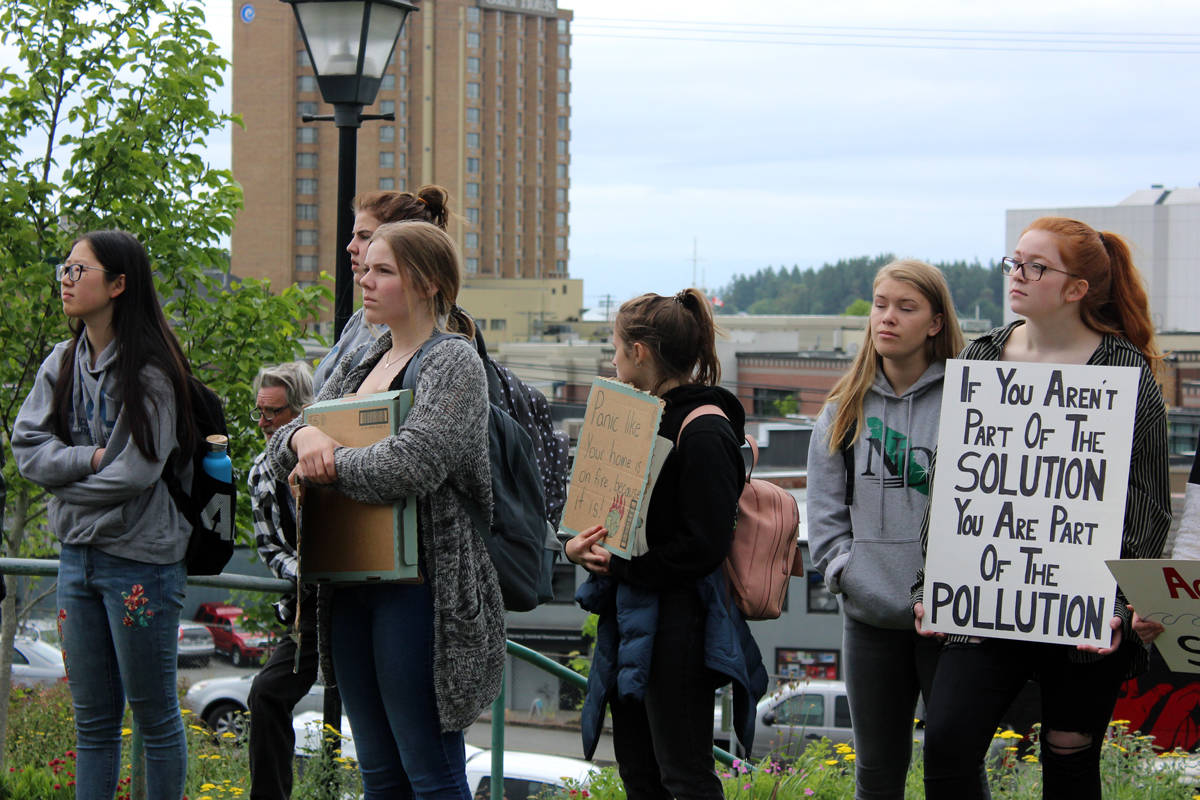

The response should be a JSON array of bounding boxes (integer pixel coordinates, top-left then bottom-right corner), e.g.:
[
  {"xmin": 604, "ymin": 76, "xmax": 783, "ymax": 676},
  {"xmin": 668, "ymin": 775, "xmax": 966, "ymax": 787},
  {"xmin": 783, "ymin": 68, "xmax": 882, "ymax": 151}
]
[{"xmin": 923, "ymin": 637, "xmax": 1131, "ymax": 800}]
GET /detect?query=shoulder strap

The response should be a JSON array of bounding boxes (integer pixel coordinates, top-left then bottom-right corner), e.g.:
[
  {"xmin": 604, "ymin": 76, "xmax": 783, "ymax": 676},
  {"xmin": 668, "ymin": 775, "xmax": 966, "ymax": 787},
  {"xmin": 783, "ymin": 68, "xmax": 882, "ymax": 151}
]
[
  {"xmin": 398, "ymin": 332, "xmax": 461, "ymax": 394},
  {"xmin": 678, "ymin": 404, "xmax": 756, "ymax": 483}
]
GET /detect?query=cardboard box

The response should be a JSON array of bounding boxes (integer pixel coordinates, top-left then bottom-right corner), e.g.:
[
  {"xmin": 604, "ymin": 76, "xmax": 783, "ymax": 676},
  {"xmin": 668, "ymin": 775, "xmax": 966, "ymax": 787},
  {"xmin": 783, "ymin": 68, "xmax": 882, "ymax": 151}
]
[{"xmin": 299, "ymin": 390, "xmax": 420, "ymax": 583}]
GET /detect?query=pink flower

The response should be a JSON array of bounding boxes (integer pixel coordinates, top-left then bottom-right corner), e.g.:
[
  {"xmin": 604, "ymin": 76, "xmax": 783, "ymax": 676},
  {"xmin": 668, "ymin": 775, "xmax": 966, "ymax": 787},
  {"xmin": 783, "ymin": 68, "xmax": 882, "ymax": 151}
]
[{"xmin": 805, "ymin": 790, "xmax": 815, "ymax": 797}]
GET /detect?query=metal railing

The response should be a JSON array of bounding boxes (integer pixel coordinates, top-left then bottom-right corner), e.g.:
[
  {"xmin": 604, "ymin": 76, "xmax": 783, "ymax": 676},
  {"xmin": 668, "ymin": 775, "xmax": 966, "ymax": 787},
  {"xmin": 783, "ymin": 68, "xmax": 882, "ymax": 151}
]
[{"xmin": 0, "ymin": 558, "xmax": 737, "ymax": 800}]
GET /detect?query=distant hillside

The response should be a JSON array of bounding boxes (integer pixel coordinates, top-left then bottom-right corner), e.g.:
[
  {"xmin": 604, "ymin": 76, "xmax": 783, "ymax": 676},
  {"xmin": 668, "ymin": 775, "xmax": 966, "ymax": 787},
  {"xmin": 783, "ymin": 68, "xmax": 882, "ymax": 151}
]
[{"xmin": 714, "ymin": 255, "xmax": 1002, "ymax": 325}]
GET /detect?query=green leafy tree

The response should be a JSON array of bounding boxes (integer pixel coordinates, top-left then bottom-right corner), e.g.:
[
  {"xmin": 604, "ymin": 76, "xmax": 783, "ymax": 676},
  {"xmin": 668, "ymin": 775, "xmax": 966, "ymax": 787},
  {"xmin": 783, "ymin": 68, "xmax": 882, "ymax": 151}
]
[
  {"xmin": 0, "ymin": 0, "xmax": 328, "ymax": 765},
  {"xmin": 844, "ymin": 298, "xmax": 871, "ymax": 316}
]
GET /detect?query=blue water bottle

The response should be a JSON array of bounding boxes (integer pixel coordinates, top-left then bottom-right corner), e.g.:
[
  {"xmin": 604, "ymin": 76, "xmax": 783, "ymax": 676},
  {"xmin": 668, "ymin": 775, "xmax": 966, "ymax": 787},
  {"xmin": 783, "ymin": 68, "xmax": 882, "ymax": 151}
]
[{"xmin": 202, "ymin": 434, "xmax": 233, "ymax": 483}]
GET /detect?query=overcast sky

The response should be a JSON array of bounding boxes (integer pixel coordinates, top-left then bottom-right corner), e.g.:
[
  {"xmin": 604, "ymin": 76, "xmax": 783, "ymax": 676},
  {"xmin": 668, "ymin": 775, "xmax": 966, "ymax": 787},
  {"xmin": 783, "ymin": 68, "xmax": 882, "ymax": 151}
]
[{"xmin": 211, "ymin": 0, "xmax": 1200, "ymax": 311}]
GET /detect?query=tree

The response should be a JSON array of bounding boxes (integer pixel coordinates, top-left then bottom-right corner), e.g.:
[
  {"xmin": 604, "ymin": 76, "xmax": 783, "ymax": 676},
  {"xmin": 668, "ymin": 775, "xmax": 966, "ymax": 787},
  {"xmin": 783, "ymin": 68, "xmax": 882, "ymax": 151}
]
[
  {"xmin": 0, "ymin": 0, "xmax": 328, "ymax": 765},
  {"xmin": 844, "ymin": 298, "xmax": 871, "ymax": 316}
]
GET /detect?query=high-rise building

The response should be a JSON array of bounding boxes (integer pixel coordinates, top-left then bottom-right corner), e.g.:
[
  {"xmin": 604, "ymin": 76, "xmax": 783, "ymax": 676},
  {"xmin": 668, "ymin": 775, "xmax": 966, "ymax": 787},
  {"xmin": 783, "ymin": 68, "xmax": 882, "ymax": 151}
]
[{"xmin": 230, "ymin": 0, "xmax": 574, "ymax": 327}]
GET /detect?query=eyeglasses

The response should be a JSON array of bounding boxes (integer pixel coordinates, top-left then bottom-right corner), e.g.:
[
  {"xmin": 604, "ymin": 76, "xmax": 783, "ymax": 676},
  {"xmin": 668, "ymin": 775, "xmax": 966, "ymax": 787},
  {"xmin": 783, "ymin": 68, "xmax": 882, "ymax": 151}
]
[
  {"xmin": 55, "ymin": 263, "xmax": 112, "ymax": 282},
  {"xmin": 1000, "ymin": 257, "xmax": 1076, "ymax": 282},
  {"xmin": 251, "ymin": 405, "xmax": 290, "ymax": 422}
]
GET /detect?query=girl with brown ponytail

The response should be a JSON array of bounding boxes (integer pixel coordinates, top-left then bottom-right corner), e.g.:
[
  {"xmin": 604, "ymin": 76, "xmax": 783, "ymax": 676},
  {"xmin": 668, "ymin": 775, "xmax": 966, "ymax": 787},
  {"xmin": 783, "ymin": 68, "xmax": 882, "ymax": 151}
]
[
  {"xmin": 915, "ymin": 217, "xmax": 1170, "ymax": 799},
  {"xmin": 566, "ymin": 288, "xmax": 767, "ymax": 800}
]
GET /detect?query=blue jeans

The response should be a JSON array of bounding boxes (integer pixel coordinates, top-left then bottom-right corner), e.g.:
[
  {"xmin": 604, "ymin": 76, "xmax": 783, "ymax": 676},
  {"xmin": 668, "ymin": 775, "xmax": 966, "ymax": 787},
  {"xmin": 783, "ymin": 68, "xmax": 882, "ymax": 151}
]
[
  {"xmin": 57, "ymin": 544, "xmax": 187, "ymax": 800},
  {"xmin": 842, "ymin": 615, "xmax": 941, "ymax": 800},
  {"xmin": 332, "ymin": 581, "xmax": 471, "ymax": 800}
]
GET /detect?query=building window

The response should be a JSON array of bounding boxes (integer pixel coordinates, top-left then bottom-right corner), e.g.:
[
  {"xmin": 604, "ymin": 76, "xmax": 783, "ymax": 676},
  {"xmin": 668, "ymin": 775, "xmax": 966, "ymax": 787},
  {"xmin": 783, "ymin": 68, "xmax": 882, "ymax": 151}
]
[
  {"xmin": 557, "ymin": 116, "xmax": 568, "ymax": 131},
  {"xmin": 556, "ymin": 139, "xmax": 568, "ymax": 156},
  {"xmin": 396, "ymin": 152, "xmax": 406, "ymax": 168},
  {"xmin": 380, "ymin": 125, "xmax": 395, "ymax": 142},
  {"xmin": 465, "ymin": 207, "xmax": 480, "ymax": 224},
  {"xmin": 297, "ymin": 101, "xmax": 318, "ymax": 116},
  {"xmin": 466, "ymin": 6, "xmax": 480, "ymax": 23},
  {"xmin": 295, "ymin": 254, "xmax": 318, "ymax": 271},
  {"xmin": 296, "ymin": 152, "xmax": 318, "ymax": 170},
  {"xmin": 379, "ymin": 177, "xmax": 395, "ymax": 190},
  {"xmin": 516, "ymin": 111, "xmax": 523, "ymax": 128},
  {"xmin": 296, "ymin": 178, "xmax": 318, "ymax": 195},
  {"xmin": 556, "ymin": 188, "xmax": 566, "ymax": 204},
  {"xmin": 465, "ymin": 257, "xmax": 479, "ymax": 274},
  {"xmin": 516, "ymin": 209, "xmax": 522, "ymax": 226},
  {"xmin": 467, "ymin": 31, "xmax": 480, "ymax": 48},
  {"xmin": 296, "ymin": 49, "xmax": 310, "ymax": 67},
  {"xmin": 556, "ymin": 259, "xmax": 566, "ymax": 273},
  {"xmin": 555, "ymin": 212, "xmax": 566, "ymax": 227},
  {"xmin": 556, "ymin": 163, "xmax": 567, "ymax": 179},
  {"xmin": 298, "ymin": 75, "xmax": 318, "ymax": 93},
  {"xmin": 557, "ymin": 43, "xmax": 567, "ymax": 60},
  {"xmin": 555, "ymin": 236, "xmax": 567, "ymax": 251},
  {"xmin": 295, "ymin": 229, "xmax": 318, "ymax": 246},
  {"xmin": 557, "ymin": 68, "xmax": 567, "ymax": 84},
  {"xmin": 516, "ymin": 86, "xmax": 523, "ymax": 105},
  {"xmin": 397, "ymin": 75, "xmax": 407, "ymax": 93},
  {"xmin": 807, "ymin": 572, "xmax": 839, "ymax": 613},
  {"xmin": 558, "ymin": 19, "xmax": 568, "ymax": 35},
  {"xmin": 467, "ymin": 82, "xmax": 480, "ymax": 99},
  {"xmin": 466, "ymin": 157, "xmax": 480, "ymax": 173},
  {"xmin": 297, "ymin": 203, "xmax": 318, "ymax": 220},
  {"xmin": 381, "ymin": 73, "xmax": 395, "ymax": 90},
  {"xmin": 379, "ymin": 151, "xmax": 394, "ymax": 169},
  {"xmin": 557, "ymin": 91, "xmax": 568, "ymax": 107},
  {"xmin": 380, "ymin": 100, "xmax": 395, "ymax": 115},
  {"xmin": 466, "ymin": 132, "xmax": 479, "ymax": 149},
  {"xmin": 490, "ymin": 318, "xmax": 506, "ymax": 331},
  {"xmin": 466, "ymin": 107, "xmax": 480, "ymax": 124},
  {"xmin": 464, "ymin": 233, "xmax": 479, "ymax": 250},
  {"xmin": 297, "ymin": 127, "xmax": 318, "ymax": 144},
  {"xmin": 396, "ymin": 125, "xmax": 406, "ymax": 143},
  {"xmin": 467, "ymin": 57, "xmax": 480, "ymax": 73},
  {"xmin": 466, "ymin": 182, "xmax": 480, "ymax": 199}
]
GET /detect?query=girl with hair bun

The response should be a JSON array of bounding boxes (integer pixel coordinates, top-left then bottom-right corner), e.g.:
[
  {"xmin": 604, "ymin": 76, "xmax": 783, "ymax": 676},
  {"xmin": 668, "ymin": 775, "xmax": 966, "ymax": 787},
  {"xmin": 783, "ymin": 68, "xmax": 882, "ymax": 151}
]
[
  {"xmin": 566, "ymin": 288, "xmax": 766, "ymax": 800},
  {"xmin": 313, "ymin": 185, "xmax": 452, "ymax": 392},
  {"xmin": 913, "ymin": 217, "xmax": 1170, "ymax": 799},
  {"xmin": 807, "ymin": 259, "xmax": 964, "ymax": 800}
]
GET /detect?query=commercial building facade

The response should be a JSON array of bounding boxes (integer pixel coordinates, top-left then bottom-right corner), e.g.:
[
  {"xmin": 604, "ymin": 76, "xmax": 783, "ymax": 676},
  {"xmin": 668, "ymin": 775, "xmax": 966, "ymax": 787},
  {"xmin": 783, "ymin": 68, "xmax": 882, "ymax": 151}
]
[{"xmin": 231, "ymin": 0, "xmax": 574, "ymax": 331}]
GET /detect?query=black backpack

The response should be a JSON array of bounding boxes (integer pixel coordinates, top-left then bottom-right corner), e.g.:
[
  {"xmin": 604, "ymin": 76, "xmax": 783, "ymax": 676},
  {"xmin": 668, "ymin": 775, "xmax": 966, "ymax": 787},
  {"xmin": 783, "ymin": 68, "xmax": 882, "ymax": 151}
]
[
  {"xmin": 164, "ymin": 375, "xmax": 237, "ymax": 575},
  {"xmin": 404, "ymin": 333, "xmax": 554, "ymax": 612}
]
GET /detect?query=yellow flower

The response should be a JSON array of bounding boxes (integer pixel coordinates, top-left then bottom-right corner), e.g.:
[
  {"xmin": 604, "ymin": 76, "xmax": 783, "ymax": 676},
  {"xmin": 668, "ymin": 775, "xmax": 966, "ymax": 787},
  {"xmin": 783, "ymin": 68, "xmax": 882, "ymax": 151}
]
[
  {"xmin": 181, "ymin": 708, "xmax": 193, "ymax": 715},
  {"xmin": 1022, "ymin": 755, "xmax": 1038, "ymax": 763},
  {"xmin": 201, "ymin": 784, "xmax": 216, "ymax": 791},
  {"xmin": 221, "ymin": 732, "xmax": 237, "ymax": 739},
  {"xmin": 1005, "ymin": 746, "xmax": 1018, "ymax": 752},
  {"xmin": 995, "ymin": 730, "xmax": 1023, "ymax": 740},
  {"xmin": 844, "ymin": 754, "xmax": 856, "ymax": 762},
  {"xmin": 121, "ymin": 727, "xmax": 133, "ymax": 736},
  {"xmin": 824, "ymin": 759, "xmax": 838, "ymax": 765}
]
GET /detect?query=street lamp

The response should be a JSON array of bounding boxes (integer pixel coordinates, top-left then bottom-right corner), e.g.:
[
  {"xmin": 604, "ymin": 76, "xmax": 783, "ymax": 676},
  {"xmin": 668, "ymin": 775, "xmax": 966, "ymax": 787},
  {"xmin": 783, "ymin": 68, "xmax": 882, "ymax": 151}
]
[{"xmin": 283, "ymin": 0, "xmax": 418, "ymax": 340}]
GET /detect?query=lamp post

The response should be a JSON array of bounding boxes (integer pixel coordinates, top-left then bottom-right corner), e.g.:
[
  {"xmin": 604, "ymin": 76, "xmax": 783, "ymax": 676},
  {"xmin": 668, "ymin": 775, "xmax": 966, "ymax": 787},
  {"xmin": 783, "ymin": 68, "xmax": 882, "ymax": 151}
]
[{"xmin": 283, "ymin": 0, "xmax": 418, "ymax": 340}]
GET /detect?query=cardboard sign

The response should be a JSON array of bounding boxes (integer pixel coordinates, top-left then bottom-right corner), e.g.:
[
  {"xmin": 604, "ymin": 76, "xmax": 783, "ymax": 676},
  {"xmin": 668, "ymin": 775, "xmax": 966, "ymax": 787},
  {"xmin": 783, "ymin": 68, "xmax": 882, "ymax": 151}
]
[
  {"xmin": 299, "ymin": 390, "xmax": 420, "ymax": 583},
  {"xmin": 560, "ymin": 377, "xmax": 667, "ymax": 558},
  {"xmin": 1107, "ymin": 559, "xmax": 1200, "ymax": 674},
  {"xmin": 923, "ymin": 360, "xmax": 1140, "ymax": 646}
]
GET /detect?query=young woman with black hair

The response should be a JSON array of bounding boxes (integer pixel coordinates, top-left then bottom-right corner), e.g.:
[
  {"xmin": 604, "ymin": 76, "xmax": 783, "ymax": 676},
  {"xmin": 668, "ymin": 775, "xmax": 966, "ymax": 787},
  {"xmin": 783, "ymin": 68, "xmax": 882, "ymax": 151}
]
[
  {"xmin": 14, "ymin": 230, "xmax": 197, "ymax": 799},
  {"xmin": 566, "ymin": 289, "xmax": 766, "ymax": 800},
  {"xmin": 913, "ymin": 217, "xmax": 1171, "ymax": 799}
]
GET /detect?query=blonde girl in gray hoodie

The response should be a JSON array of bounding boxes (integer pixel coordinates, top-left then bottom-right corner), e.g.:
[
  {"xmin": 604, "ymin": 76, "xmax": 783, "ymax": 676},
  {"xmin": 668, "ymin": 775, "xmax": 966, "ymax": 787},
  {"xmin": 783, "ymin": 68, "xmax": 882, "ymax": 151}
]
[{"xmin": 807, "ymin": 260, "xmax": 963, "ymax": 799}]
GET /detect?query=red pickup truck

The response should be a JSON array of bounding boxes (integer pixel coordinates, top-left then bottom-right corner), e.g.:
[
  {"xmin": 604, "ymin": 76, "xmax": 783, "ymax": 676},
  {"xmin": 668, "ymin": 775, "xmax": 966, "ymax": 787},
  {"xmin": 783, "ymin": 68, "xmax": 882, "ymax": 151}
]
[{"xmin": 194, "ymin": 603, "xmax": 276, "ymax": 667}]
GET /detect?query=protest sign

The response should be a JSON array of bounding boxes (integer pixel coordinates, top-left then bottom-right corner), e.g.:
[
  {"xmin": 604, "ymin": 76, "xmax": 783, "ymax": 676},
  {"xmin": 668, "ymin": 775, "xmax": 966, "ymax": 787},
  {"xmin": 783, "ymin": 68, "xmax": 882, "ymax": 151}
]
[
  {"xmin": 1107, "ymin": 559, "xmax": 1200, "ymax": 674},
  {"xmin": 922, "ymin": 360, "xmax": 1139, "ymax": 646},
  {"xmin": 561, "ymin": 377, "xmax": 667, "ymax": 558}
]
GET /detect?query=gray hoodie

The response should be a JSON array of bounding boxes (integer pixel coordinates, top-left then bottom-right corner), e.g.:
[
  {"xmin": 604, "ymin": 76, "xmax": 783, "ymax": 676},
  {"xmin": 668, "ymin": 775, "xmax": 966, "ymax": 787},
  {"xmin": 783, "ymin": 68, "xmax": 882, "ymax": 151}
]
[
  {"xmin": 806, "ymin": 360, "xmax": 945, "ymax": 629},
  {"xmin": 12, "ymin": 338, "xmax": 191, "ymax": 564}
]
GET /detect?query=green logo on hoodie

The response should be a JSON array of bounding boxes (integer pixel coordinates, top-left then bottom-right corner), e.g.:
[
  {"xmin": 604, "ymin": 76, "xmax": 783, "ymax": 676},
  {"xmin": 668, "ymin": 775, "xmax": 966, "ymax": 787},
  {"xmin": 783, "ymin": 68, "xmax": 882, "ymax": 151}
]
[{"xmin": 864, "ymin": 417, "xmax": 931, "ymax": 495}]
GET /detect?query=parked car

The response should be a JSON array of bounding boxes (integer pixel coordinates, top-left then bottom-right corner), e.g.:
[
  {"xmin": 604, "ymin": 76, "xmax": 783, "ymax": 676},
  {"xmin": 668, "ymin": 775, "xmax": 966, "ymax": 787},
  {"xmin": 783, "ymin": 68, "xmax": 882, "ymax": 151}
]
[
  {"xmin": 184, "ymin": 672, "xmax": 324, "ymax": 736},
  {"xmin": 11, "ymin": 636, "xmax": 67, "ymax": 688},
  {"xmin": 193, "ymin": 602, "xmax": 276, "ymax": 666},
  {"xmin": 177, "ymin": 621, "xmax": 215, "ymax": 667},
  {"xmin": 292, "ymin": 712, "xmax": 597, "ymax": 799},
  {"xmin": 714, "ymin": 680, "xmax": 853, "ymax": 759}
]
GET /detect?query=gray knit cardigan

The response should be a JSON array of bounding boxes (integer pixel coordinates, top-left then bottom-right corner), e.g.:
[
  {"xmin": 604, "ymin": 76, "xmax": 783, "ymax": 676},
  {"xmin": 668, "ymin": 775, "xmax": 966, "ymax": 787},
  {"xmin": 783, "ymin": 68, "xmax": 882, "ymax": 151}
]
[{"xmin": 267, "ymin": 332, "xmax": 505, "ymax": 732}]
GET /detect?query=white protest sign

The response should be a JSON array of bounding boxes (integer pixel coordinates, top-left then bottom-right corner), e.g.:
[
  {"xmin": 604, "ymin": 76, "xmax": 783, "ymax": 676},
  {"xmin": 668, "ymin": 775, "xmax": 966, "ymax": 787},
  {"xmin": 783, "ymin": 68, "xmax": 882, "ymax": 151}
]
[
  {"xmin": 1107, "ymin": 559, "xmax": 1200, "ymax": 674},
  {"xmin": 923, "ymin": 359, "xmax": 1140, "ymax": 646}
]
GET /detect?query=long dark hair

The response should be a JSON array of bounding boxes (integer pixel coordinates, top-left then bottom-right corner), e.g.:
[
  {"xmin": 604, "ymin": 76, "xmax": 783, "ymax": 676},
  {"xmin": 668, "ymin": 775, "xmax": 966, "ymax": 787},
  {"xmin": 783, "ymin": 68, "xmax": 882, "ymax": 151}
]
[
  {"xmin": 52, "ymin": 230, "xmax": 195, "ymax": 460},
  {"xmin": 615, "ymin": 288, "xmax": 721, "ymax": 393}
]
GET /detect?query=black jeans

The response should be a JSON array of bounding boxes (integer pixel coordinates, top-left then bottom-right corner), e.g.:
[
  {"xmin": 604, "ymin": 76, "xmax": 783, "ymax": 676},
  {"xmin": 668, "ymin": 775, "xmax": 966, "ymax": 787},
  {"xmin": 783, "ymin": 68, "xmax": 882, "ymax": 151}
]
[
  {"xmin": 248, "ymin": 596, "xmax": 318, "ymax": 800},
  {"xmin": 923, "ymin": 638, "xmax": 1131, "ymax": 800},
  {"xmin": 610, "ymin": 586, "xmax": 723, "ymax": 800}
]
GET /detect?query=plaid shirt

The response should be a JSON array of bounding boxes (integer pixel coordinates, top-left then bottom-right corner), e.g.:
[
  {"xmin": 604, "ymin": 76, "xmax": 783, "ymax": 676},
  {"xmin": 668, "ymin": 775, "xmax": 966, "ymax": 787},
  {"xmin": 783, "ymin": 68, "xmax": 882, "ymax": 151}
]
[{"xmin": 249, "ymin": 449, "xmax": 298, "ymax": 582}]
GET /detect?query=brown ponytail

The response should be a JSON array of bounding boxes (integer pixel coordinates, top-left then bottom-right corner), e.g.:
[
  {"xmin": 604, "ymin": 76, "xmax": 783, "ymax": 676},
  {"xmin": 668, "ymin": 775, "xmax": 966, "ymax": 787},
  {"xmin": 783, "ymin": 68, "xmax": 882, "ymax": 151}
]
[
  {"xmin": 353, "ymin": 184, "xmax": 452, "ymax": 230},
  {"xmin": 1024, "ymin": 217, "xmax": 1162, "ymax": 368},
  {"xmin": 614, "ymin": 287, "xmax": 722, "ymax": 391}
]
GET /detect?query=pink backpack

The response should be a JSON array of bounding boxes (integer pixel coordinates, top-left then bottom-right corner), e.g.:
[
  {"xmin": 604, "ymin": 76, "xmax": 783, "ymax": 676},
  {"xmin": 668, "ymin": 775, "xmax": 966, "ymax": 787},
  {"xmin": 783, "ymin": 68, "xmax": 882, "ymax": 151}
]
[{"xmin": 680, "ymin": 405, "xmax": 804, "ymax": 621}]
